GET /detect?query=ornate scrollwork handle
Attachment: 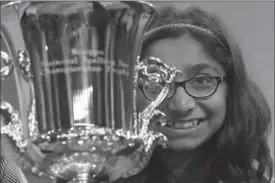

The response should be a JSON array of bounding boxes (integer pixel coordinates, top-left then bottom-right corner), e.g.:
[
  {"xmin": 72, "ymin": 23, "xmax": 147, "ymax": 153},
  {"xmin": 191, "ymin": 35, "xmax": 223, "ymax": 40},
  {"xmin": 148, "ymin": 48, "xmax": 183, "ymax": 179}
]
[
  {"xmin": 1, "ymin": 51, "xmax": 28, "ymax": 151},
  {"xmin": 119, "ymin": 57, "xmax": 180, "ymax": 179},
  {"xmin": 136, "ymin": 56, "xmax": 180, "ymax": 131},
  {"xmin": 135, "ymin": 57, "xmax": 180, "ymax": 153},
  {"xmin": 0, "ymin": 50, "xmax": 38, "ymax": 151}
]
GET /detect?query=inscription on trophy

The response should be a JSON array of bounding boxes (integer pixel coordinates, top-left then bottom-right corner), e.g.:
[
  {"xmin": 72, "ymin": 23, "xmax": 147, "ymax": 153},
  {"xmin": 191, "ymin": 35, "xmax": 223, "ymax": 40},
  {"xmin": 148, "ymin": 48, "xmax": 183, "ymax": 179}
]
[{"xmin": 40, "ymin": 49, "xmax": 129, "ymax": 76}]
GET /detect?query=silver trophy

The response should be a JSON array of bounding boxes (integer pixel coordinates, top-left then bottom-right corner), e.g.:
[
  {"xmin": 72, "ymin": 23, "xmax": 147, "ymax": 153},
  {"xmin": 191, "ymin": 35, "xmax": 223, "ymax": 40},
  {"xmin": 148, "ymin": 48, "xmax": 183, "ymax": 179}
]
[{"xmin": 1, "ymin": 1, "xmax": 179, "ymax": 183}]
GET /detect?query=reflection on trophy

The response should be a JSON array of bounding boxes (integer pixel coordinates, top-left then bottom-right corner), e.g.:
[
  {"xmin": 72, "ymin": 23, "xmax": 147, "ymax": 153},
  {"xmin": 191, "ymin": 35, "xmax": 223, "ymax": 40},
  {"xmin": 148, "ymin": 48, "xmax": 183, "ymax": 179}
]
[{"xmin": 1, "ymin": 1, "xmax": 179, "ymax": 183}]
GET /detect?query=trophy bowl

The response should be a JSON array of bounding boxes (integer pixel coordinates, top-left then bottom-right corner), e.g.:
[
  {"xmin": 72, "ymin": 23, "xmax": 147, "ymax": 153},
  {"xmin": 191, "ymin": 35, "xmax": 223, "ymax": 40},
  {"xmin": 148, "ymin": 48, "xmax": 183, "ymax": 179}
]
[{"xmin": 1, "ymin": 1, "xmax": 179, "ymax": 183}]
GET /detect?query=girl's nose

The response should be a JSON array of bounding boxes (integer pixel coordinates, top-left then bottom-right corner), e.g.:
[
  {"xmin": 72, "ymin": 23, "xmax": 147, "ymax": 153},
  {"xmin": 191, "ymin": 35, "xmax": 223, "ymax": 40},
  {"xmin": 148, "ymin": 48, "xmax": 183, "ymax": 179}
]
[{"xmin": 167, "ymin": 87, "xmax": 196, "ymax": 114}]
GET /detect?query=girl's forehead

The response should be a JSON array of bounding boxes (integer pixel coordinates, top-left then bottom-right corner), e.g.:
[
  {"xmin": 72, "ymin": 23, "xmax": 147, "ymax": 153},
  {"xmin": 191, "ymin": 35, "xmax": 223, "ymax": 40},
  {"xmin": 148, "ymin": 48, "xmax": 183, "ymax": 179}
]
[{"xmin": 145, "ymin": 34, "xmax": 225, "ymax": 76}]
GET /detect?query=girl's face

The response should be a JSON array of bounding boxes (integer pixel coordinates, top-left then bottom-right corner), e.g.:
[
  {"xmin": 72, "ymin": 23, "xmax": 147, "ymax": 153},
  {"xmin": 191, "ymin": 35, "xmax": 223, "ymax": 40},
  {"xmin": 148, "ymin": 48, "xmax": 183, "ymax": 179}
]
[{"xmin": 138, "ymin": 34, "xmax": 228, "ymax": 151}]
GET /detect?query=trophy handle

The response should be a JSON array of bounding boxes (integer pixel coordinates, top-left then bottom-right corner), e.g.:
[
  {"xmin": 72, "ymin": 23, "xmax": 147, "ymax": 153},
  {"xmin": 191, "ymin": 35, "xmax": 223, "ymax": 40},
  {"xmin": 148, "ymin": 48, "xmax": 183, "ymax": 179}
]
[
  {"xmin": 135, "ymin": 56, "xmax": 180, "ymax": 145},
  {"xmin": 117, "ymin": 57, "xmax": 180, "ymax": 179},
  {"xmin": 1, "ymin": 49, "xmax": 43, "ymax": 176},
  {"xmin": 136, "ymin": 56, "xmax": 180, "ymax": 130},
  {"xmin": 0, "ymin": 50, "xmax": 29, "ymax": 151},
  {"xmin": 1, "ymin": 49, "xmax": 38, "ymax": 148}
]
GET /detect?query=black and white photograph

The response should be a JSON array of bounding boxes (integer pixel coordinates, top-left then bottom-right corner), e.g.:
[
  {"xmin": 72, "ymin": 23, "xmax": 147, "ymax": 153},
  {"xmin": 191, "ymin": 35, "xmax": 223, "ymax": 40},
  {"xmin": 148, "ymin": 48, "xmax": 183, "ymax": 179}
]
[{"xmin": 1, "ymin": 1, "xmax": 274, "ymax": 183}]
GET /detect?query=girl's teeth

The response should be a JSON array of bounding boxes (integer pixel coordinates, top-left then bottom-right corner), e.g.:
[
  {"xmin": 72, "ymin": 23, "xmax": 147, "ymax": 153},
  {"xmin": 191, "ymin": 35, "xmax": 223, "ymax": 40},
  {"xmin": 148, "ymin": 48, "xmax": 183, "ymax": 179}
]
[{"xmin": 168, "ymin": 120, "xmax": 199, "ymax": 129}]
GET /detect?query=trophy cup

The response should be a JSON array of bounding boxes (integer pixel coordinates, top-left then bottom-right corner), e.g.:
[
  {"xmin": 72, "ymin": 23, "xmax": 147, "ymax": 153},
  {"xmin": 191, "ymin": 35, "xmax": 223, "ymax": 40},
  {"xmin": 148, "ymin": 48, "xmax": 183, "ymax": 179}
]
[{"xmin": 1, "ymin": 1, "xmax": 179, "ymax": 183}]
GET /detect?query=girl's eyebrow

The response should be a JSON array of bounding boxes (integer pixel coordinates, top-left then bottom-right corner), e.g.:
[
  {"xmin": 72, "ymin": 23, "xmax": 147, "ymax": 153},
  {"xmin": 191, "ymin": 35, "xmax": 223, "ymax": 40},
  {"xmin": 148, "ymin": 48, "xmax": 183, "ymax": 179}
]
[{"xmin": 183, "ymin": 63, "xmax": 221, "ymax": 75}]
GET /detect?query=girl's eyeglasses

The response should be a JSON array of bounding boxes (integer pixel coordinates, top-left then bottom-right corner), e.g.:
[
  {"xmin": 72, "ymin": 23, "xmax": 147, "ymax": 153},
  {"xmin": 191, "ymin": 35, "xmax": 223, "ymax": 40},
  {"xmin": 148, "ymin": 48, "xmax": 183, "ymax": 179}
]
[{"xmin": 138, "ymin": 76, "xmax": 226, "ymax": 101}]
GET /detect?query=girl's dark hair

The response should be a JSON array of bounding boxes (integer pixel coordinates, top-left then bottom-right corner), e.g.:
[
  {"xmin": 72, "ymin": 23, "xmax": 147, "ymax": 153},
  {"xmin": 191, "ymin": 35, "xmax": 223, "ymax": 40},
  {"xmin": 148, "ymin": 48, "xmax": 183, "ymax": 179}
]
[{"xmin": 140, "ymin": 6, "xmax": 273, "ymax": 183}]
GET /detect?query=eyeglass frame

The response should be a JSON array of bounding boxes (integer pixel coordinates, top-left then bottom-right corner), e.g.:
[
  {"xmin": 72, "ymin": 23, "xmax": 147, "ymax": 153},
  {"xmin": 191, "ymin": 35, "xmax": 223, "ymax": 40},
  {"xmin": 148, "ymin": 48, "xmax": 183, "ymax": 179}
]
[{"xmin": 138, "ymin": 76, "xmax": 226, "ymax": 101}]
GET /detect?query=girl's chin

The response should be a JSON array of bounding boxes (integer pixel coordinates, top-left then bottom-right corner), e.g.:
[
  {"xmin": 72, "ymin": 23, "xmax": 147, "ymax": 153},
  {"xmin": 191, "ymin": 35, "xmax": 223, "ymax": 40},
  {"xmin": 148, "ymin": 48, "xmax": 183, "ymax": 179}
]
[{"xmin": 165, "ymin": 138, "xmax": 203, "ymax": 151}]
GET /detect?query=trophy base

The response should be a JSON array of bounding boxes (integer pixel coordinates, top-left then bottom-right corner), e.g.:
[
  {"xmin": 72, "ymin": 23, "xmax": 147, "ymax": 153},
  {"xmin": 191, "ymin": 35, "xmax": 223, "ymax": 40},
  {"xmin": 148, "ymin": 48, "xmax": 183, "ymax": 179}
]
[
  {"xmin": 55, "ymin": 175, "xmax": 97, "ymax": 183},
  {"xmin": 31, "ymin": 125, "xmax": 149, "ymax": 183}
]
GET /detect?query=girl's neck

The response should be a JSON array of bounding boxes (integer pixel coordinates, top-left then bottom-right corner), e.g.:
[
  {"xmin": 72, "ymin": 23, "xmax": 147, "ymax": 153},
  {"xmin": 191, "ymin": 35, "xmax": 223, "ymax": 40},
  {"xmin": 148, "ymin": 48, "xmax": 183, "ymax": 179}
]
[
  {"xmin": 157, "ymin": 147, "xmax": 194, "ymax": 170},
  {"xmin": 155, "ymin": 140, "xmax": 216, "ymax": 176}
]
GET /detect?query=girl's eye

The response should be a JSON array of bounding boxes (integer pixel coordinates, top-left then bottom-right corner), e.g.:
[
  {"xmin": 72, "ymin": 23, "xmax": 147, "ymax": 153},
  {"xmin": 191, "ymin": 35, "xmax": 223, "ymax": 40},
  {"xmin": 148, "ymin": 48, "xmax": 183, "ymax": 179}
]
[{"xmin": 188, "ymin": 77, "xmax": 214, "ymax": 85}]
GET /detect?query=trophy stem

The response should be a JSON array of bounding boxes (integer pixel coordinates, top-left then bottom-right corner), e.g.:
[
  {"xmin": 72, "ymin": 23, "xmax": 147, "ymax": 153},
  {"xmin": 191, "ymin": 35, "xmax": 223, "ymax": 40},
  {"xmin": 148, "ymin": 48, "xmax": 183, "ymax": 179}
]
[{"xmin": 75, "ymin": 173, "xmax": 96, "ymax": 183}]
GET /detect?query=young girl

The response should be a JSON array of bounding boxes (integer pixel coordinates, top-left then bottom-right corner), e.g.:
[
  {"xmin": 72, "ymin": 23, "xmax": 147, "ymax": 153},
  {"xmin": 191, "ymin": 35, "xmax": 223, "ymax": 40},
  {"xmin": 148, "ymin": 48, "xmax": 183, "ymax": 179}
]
[{"xmin": 113, "ymin": 5, "xmax": 273, "ymax": 183}]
